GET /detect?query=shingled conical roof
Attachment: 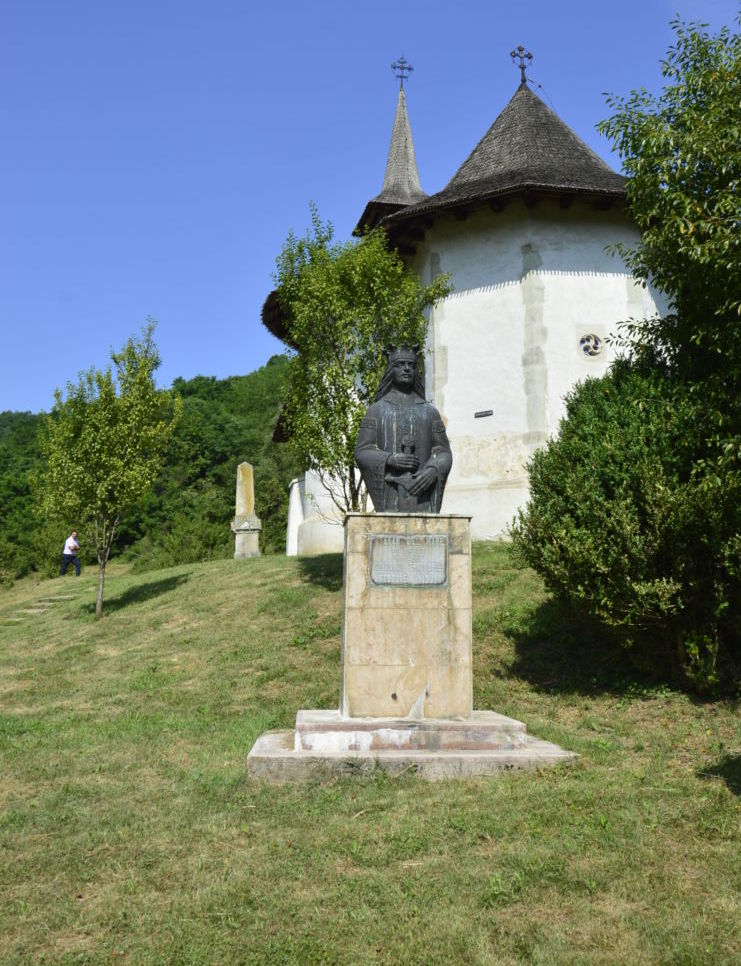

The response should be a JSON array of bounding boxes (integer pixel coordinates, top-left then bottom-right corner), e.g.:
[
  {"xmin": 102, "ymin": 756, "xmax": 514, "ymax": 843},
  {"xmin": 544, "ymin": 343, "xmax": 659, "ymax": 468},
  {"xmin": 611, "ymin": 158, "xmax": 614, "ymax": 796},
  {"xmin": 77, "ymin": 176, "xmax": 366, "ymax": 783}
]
[
  {"xmin": 354, "ymin": 89, "xmax": 427, "ymax": 235},
  {"xmin": 384, "ymin": 82, "xmax": 625, "ymax": 231}
]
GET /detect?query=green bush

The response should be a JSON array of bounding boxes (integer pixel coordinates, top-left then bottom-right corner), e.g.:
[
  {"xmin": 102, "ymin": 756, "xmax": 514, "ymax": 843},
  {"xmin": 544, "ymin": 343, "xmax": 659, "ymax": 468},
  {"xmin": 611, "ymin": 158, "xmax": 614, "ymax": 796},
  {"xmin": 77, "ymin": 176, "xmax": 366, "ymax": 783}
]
[{"xmin": 511, "ymin": 360, "xmax": 740, "ymax": 692}]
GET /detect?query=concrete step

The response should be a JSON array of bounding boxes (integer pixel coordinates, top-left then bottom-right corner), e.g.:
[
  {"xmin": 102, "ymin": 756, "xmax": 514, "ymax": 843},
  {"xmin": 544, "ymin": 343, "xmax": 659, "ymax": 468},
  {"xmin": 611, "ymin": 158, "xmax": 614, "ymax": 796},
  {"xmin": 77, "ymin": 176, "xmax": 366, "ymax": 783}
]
[
  {"xmin": 249, "ymin": 710, "xmax": 577, "ymax": 782},
  {"xmin": 295, "ymin": 708, "xmax": 527, "ymax": 753}
]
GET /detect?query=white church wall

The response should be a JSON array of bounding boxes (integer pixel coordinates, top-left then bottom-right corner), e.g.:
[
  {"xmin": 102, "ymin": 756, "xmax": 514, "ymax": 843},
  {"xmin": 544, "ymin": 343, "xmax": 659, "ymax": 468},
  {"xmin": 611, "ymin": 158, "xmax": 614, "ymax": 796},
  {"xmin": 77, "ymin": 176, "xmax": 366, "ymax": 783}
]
[
  {"xmin": 410, "ymin": 200, "xmax": 664, "ymax": 539},
  {"xmin": 286, "ymin": 469, "xmax": 346, "ymax": 556},
  {"xmin": 285, "ymin": 199, "xmax": 666, "ymax": 554},
  {"xmin": 285, "ymin": 477, "xmax": 305, "ymax": 556}
]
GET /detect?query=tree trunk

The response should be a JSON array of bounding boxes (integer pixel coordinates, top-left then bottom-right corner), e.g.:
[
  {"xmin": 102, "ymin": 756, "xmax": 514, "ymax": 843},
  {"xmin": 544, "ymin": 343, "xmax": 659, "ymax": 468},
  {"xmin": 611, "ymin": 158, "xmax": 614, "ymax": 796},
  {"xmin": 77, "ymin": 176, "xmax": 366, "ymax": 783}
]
[
  {"xmin": 94, "ymin": 518, "xmax": 116, "ymax": 619},
  {"xmin": 95, "ymin": 559, "xmax": 106, "ymax": 618},
  {"xmin": 348, "ymin": 463, "xmax": 359, "ymax": 512}
]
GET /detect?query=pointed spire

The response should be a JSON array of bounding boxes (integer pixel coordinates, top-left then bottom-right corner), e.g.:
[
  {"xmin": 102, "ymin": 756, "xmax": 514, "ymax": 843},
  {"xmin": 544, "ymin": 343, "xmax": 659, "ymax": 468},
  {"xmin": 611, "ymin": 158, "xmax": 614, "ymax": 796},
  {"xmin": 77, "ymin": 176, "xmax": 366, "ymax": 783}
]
[
  {"xmin": 442, "ymin": 83, "xmax": 622, "ymax": 195},
  {"xmin": 376, "ymin": 88, "xmax": 426, "ymax": 207},
  {"xmin": 353, "ymin": 64, "xmax": 427, "ymax": 235}
]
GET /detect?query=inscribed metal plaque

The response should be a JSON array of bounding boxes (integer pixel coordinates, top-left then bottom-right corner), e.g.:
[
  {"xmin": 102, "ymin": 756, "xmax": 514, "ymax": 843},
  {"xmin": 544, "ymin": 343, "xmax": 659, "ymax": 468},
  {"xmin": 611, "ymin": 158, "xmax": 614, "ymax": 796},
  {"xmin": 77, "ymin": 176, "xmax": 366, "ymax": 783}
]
[{"xmin": 370, "ymin": 534, "xmax": 448, "ymax": 586}]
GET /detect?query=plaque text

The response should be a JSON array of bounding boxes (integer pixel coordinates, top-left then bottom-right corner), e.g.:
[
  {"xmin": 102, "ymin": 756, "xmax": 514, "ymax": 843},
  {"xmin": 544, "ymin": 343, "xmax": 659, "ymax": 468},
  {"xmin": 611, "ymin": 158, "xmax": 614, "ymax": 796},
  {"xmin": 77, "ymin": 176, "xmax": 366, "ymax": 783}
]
[{"xmin": 370, "ymin": 534, "xmax": 448, "ymax": 586}]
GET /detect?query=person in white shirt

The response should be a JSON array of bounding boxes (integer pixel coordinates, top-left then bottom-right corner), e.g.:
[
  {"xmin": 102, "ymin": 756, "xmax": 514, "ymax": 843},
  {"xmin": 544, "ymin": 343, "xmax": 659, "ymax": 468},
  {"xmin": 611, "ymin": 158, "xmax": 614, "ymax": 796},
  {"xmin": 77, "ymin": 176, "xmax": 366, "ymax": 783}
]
[{"xmin": 60, "ymin": 531, "xmax": 81, "ymax": 577}]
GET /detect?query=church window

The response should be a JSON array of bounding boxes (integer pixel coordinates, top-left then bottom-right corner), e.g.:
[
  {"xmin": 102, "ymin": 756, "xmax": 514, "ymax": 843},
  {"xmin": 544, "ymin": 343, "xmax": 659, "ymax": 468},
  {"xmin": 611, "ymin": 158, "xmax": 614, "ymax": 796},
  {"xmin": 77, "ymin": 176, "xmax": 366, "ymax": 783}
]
[{"xmin": 579, "ymin": 334, "xmax": 603, "ymax": 357}]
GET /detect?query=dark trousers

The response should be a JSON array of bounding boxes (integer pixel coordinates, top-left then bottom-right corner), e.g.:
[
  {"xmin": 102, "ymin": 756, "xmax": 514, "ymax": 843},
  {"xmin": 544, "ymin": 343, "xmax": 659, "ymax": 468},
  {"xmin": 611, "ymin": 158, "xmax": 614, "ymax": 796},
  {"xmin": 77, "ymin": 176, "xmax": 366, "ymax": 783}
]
[{"xmin": 60, "ymin": 553, "xmax": 81, "ymax": 577}]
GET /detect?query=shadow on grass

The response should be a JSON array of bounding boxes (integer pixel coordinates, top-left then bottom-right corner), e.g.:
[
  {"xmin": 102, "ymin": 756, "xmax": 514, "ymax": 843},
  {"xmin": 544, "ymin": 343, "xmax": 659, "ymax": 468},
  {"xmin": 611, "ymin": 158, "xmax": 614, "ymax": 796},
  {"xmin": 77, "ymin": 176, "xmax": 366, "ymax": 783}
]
[
  {"xmin": 82, "ymin": 573, "xmax": 192, "ymax": 615},
  {"xmin": 297, "ymin": 554, "xmax": 343, "ymax": 592},
  {"xmin": 504, "ymin": 597, "xmax": 667, "ymax": 697},
  {"xmin": 699, "ymin": 754, "xmax": 741, "ymax": 796}
]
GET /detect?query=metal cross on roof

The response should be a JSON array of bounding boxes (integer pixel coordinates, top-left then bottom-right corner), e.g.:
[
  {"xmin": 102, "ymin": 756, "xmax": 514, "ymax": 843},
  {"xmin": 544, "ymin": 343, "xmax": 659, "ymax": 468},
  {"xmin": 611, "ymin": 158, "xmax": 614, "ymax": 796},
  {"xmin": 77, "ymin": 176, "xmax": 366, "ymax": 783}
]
[
  {"xmin": 510, "ymin": 45, "xmax": 533, "ymax": 84},
  {"xmin": 391, "ymin": 55, "xmax": 413, "ymax": 90}
]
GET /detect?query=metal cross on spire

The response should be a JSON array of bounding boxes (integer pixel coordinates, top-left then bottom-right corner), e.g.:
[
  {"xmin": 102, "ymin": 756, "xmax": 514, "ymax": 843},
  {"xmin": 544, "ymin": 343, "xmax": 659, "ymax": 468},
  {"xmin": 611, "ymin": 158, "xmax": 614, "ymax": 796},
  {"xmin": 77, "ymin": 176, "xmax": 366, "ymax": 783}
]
[
  {"xmin": 391, "ymin": 55, "xmax": 413, "ymax": 90},
  {"xmin": 510, "ymin": 45, "xmax": 533, "ymax": 85}
]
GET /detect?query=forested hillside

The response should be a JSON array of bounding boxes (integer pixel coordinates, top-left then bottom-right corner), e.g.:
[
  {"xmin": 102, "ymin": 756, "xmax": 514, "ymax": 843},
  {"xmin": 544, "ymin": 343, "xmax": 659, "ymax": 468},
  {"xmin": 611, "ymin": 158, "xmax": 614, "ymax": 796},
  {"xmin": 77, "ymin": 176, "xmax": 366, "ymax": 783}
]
[
  {"xmin": 0, "ymin": 355, "xmax": 301, "ymax": 580},
  {"xmin": 0, "ymin": 411, "xmax": 44, "ymax": 580}
]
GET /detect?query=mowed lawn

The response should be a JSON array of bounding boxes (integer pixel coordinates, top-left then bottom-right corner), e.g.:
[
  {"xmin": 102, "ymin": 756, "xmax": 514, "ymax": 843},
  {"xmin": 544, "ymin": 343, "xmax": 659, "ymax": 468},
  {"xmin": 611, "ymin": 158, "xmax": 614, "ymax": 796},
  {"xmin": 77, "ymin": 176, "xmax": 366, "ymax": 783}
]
[{"xmin": 0, "ymin": 545, "xmax": 738, "ymax": 965}]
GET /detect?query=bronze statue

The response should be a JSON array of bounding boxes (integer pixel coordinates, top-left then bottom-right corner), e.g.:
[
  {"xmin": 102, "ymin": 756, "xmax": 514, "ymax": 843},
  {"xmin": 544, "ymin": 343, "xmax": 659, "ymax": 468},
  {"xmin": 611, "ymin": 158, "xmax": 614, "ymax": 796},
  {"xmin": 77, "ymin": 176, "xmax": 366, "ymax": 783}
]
[{"xmin": 354, "ymin": 346, "xmax": 452, "ymax": 512}]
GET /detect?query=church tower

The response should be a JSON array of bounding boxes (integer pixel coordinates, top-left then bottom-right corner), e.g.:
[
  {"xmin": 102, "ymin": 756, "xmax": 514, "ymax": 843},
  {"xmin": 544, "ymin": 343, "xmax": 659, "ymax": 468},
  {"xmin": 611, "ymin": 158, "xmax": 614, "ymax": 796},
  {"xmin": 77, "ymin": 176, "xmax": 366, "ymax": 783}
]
[
  {"xmin": 355, "ymin": 48, "xmax": 664, "ymax": 539},
  {"xmin": 271, "ymin": 50, "xmax": 665, "ymax": 553}
]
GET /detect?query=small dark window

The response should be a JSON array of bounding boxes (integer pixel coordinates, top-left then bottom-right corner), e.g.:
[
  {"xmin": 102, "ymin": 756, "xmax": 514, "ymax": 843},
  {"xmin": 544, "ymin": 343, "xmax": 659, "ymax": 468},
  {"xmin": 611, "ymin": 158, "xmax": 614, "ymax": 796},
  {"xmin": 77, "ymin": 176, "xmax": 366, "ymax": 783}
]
[{"xmin": 580, "ymin": 334, "xmax": 603, "ymax": 357}]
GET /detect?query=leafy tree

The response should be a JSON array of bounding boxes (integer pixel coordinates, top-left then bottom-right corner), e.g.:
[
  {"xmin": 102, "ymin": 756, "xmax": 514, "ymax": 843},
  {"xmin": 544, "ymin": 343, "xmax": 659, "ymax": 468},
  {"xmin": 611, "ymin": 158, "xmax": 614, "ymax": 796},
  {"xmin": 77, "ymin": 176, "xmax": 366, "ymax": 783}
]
[
  {"xmin": 513, "ymin": 19, "xmax": 741, "ymax": 691},
  {"xmin": 274, "ymin": 206, "xmax": 452, "ymax": 513},
  {"xmin": 598, "ymin": 17, "xmax": 741, "ymax": 466},
  {"xmin": 38, "ymin": 323, "xmax": 180, "ymax": 616}
]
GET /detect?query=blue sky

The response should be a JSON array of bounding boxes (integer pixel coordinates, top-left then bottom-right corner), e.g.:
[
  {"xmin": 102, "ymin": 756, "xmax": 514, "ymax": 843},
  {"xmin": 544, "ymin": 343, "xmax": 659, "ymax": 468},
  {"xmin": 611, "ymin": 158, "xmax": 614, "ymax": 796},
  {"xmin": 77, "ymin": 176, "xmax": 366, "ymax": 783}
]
[{"xmin": 1, "ymin": 0, "xmax": 737, "ymax": 412}]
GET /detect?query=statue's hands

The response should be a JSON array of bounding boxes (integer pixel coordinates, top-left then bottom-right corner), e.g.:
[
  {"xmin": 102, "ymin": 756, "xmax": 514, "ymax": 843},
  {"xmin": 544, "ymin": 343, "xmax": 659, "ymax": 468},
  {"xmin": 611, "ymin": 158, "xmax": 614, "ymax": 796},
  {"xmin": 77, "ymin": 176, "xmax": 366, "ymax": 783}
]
[
  {"xmin": 408, "ymin": 465, "xmax": 438, "ymax": 495},
  {"xmin": 387, "ymin": 452, "xmax": 420, "ymax": 472}
]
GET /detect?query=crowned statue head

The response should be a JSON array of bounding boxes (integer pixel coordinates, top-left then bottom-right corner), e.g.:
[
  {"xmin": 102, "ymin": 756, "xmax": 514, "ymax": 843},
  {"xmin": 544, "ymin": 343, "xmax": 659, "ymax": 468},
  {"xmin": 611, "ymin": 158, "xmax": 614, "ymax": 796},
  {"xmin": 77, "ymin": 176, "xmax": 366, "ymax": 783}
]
[{"xmin": 375, "ymin": 344, "xmax": 425, "ymax": 401}]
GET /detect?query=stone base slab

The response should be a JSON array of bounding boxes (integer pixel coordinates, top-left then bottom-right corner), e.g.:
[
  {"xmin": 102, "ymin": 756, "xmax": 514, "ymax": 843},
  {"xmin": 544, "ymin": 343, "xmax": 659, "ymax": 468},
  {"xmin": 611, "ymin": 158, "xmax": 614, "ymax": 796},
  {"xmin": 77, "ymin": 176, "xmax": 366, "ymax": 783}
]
[
  {"xmin": 247, "ymin": 728, "xmax": 577, "ymax": 782},
  {"xmin": 295, "ymin": 709, "xmax": 526, "ymax": 753}
]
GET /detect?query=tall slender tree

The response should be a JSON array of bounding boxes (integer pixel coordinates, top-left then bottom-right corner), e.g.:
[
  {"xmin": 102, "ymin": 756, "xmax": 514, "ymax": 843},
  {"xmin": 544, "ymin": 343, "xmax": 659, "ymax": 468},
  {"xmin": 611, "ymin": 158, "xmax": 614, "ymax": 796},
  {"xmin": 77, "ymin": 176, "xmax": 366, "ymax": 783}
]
[
  {"xmin": 274, "ymin": 206, "xmax": 451, "ymax": 513},
  {"xmin": 39, "ymin": 322, "xmax": 181, "ymax": 616}
]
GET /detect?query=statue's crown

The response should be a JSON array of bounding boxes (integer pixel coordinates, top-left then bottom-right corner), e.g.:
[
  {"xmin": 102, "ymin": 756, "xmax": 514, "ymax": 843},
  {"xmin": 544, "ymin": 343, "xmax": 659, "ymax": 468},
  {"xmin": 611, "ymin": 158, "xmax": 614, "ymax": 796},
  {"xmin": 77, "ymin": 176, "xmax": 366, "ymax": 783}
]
[{"xmin": 387, "ymin": 344, "xmax": 419, "ymax": 363}]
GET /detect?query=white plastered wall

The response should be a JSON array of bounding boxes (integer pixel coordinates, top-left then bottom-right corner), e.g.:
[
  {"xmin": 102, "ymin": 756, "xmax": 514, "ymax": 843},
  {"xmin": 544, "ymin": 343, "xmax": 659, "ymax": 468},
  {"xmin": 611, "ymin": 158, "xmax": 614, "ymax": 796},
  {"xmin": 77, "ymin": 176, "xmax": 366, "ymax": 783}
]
[
  {"xmin": 286, "ymin": 199, "xmax": 666, "ymax": 554},
  {"xmin": 409, "ymin": 199, "xmax": 665, "ymax": 539},
  {"xmin": 286, "ymin": 470, "xmax": 345, "ymax": 556}
]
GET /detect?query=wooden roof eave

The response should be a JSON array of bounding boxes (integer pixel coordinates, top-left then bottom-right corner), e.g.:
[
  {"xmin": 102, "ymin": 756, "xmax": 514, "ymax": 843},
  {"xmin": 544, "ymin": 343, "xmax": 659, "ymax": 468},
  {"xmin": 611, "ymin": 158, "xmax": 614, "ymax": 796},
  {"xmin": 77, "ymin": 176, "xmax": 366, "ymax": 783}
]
[
  {"xmin": 353, "ymin": 200, "xmax": 412, "ymax": 237},
  {"xmin": 261, "ymin": 290, "xmax": 298, "ymax": 351},
  {"xmin": 383, "ymin": 184, "xmax": 627, "ymax": 247}
]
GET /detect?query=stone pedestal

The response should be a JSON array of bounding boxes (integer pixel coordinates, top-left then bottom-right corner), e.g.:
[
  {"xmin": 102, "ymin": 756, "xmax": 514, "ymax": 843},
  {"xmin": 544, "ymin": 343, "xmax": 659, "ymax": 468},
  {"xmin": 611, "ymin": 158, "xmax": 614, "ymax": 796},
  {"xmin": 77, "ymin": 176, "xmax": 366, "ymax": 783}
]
[
  {"xmin": 341, "ymin": 513, "xmax": 471, "ymax": 719},
  {"xmin": 248, "ymin": 513, "xmax": 576, "ymax": 780},
  {"xmin": 232, "ymin": 462, "xmax": 261, "ymax": 559},
  {"xmin": 233, "ymin": 528, "xmax": 261, "ymax": 558}
]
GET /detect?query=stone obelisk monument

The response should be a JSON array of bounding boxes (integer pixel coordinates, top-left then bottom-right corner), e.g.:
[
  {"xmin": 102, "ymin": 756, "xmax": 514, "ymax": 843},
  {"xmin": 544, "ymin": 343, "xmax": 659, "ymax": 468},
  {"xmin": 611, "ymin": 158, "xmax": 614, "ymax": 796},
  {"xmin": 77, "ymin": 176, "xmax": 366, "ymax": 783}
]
[{"xmin": 231, "ymin": 462, "xmax": 261, "ymax": 558}]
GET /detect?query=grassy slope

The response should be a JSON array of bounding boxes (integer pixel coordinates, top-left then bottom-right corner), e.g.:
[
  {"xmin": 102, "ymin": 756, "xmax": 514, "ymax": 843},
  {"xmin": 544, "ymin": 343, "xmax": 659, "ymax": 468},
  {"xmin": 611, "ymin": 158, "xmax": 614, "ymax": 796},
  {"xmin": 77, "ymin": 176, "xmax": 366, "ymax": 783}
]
[{"xmin": 0, "ymin": 545, "xmax": 738, "ymax": 965}]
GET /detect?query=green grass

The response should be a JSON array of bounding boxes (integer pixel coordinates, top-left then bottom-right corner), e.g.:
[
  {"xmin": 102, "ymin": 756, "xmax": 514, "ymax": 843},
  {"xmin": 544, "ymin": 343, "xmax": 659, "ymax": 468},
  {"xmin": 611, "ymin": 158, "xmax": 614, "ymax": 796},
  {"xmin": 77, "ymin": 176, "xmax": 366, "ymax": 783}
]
[{"xmin": 0, "ymin": 545, "xmax": 739, "ymax": 964}]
